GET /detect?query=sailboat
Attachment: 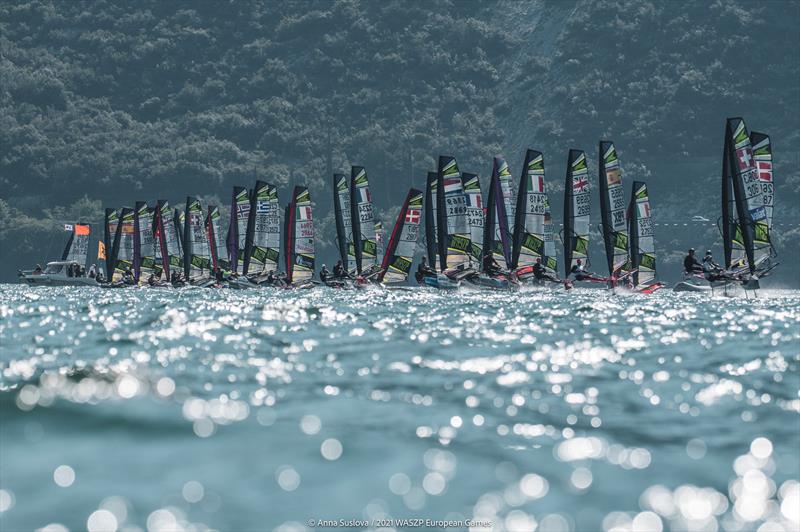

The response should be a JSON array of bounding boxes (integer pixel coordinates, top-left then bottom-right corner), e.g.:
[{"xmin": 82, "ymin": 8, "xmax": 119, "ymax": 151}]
[
  {"xmin": 350, "ymin": 166, "xmax": 378, "ymax": 275},
  {"xmin": 153, "ymin": 200, "xmax": 182, "ymax": 284},
  {"xmin": 333, "ymin": 173, "xmax": 357, "ymax": 274},
  {"xmin": 377, "ymin": 188, "xmax": 423, "ymax": 284},
  {"xmin": 562, "ymin": 150, "xmax": 604, "ymax": 288},
  {"xmin": 627, "ymin": 182, "xmax": 665, "ymax": 293},
  {"xmin": 133, "ymin": 202, "xmax": 158, "ymax": 285},
  {"xmin": 19, "ymin": 222, "xmax": 99, "ymax": 286},
  {"xmin": 598, "ymin": 141, "xmax": 631, "ymax": 287},
  {"xmin": 283, "ymin": 186, "xmax": 316, "ymax": 289},
  {"xmin": 511, "ymin": 150, "xmax": 559, "ymax": 286},
  {"xmin": 182, "ymin": 197, "xmax": 214, "ymax": 286}
]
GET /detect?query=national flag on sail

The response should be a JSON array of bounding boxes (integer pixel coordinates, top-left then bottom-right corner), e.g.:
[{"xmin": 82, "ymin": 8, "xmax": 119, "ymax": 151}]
[
  {"xmin": 757, "ymin": 161, "xmax": 772, "ymax": 181},
  {"xmin": 298, "ymin": 206, "xmax": 312, "ymax": 221},
  {"xmin": 405, "ymin": 209, "xmax": 421, "ymax": 224},
  {"xmin": 358, "ymin": 187, "xmax": 371, "ymax": 204},
  {"xmin": 64, "ymin": 224, "xmax": 73, "ymax": 232},
  {"xmin": 529, "ymin": 174, "xmax": 545, "ymax": 193},
  {"xmin": 443, "ymin": 177, "xmax": 461, "ymax": 194},
  {"xmin": 467, "ymin": 194, "xmax": 483, "ymax": 209},
  {"xmin": 97, "ymin": 241, "xmax": 107, "ymax": 260},
  {"xmin": 606, "ymin": 168, "xmax": 621, "ymax": 186},
  {"xmin": 736, "ymin": 148, "xmax": 753, "ymax": 170},
  {"xmin": 637, "ymin": 201, "xmax": 651, "ymax": 219},
  {"xmin": 573, "ymin": 176, "xmax": 588, "ymax": 192}
]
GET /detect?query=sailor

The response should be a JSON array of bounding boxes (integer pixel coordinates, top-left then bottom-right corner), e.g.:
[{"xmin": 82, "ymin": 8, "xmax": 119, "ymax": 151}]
[
  {"xmin": 702, "ymin": 250, "xmax": 728, "ymax": 282},
  {"xmin": 683, "ymin": 248, "xmax": 703, "ymax": 274},
  {"xmin": 333, "ymin": 261, "xmax": 346, "ymax": 279},
  {"xmin": 569, "ymin": 259, "xmax": 591, "ymax": 281},
  {"xmin": 415, "ymin": 257, "xmax": 436, "ymax": 282},
  {"xmin": 214, "ymin": 267, "xmax": 224, "ymax": 283},
  {"xmin": 320, "ymin": 264, "xmax": 331, "ymax": 283},
  {"xmin": 122, "ymin": 268, "xmax": 135, "ymax": 285},
  {"xmin": 147, "ymin": 273, "xmax": 158, "ymax": 286},
  {"xmin": 88, "ymin": 264, "xmax": 97, "ymax": 278},
  {"xmin": 95, "ymin": 270, "xmax": 105, "ymax": 283},
  {"xmin": 482, "ymin": 254, "xmax": 502, "ymax": 277},
  {"xmin": 533, "ymin": 258, "xmax": 558, "ymax": 282}
]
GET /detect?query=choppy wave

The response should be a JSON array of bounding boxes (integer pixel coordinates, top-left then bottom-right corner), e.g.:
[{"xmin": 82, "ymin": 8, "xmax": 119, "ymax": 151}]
[{"xmin": 0, "ymin": 284, "xmax": 798, "ymax": 531}]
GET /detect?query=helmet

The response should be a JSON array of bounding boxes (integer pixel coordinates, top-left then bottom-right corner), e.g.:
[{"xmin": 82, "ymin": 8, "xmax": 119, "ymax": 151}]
[
  {"xmin": 535, "ymin": 257, "xmax": 541, "ymax": 263},
  {"xmin": 322, "ymin": 264, "xmax": 327, "ymax": 268},
  {"xmin": 705, "ymin": 250, "xmax": 712, "ymax": 255},
  {"xmin": 576, "ymin": 259, "xmax": 583, "ymax": 265},
  {"xmin": 688, "ymin": 248, "xmax": 695, "ymax": 253}
]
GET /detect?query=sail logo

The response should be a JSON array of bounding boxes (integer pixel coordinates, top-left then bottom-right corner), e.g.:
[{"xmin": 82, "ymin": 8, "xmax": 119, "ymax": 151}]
[
  {"xmin": 736, "ymin": 148, "xmax": 753, "ymax": 170},
  {"xmin": 405, "ymin": 209, "xmax": 421, "ymax": 224},
  {"xmin": 442, "ymin": 159, "xmax": 459, "ymax": 177},
  {"xmin": 573, "ymin": 176, "xmax": 588, "ymax": 192}
]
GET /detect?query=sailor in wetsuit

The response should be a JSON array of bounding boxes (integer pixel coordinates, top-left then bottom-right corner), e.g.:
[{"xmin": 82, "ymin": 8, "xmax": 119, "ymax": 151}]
[
  {"xmin": 214, "ymin": 267, "xmax": 225, "ymax": 283},
  {"xmin": 415, "ymin": 257, "xmax": 436, "ymax": 283},
  {"xmin": 683, "ymin": 248, "xmax": 703, "ymax": 274},
  {"xmin": 333, "ymin": 261, "xmax": 347, "ymax": 279},
  {"xmin": 147, "ymin": 273, "xmax": 158, "ymax": 286},
  {"xmin": 533, "ymin": 258, "xmax": 558, "ymax": 282},
  {"xmin": 482, "ymin": 254, "xmax": 502, "ymax": 277},
  {"xmin": 122, "ymin": 268, "xmax": 135, "ymax": 285},
  {"xmin": 320, "ymin": 264, "xmax": 331, "ymax": 283},
  {"xmin": 702, "ymin": 251, "xmax": 732, "ymax": 282},
  {"xmin": 569, "ymin": 259, "xmax": 592, "ymax": 281}
]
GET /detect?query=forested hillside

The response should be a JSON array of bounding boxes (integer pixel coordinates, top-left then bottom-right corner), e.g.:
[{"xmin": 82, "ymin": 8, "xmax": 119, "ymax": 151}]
[{"xmin": 1, "ymin": 0, "xmax": 798, "ymax": 283}]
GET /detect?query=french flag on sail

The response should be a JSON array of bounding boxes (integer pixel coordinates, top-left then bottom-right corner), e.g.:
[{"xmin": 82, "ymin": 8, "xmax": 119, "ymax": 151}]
[{"xmin": 359, "ymin": 187, "xmax": 371, "ymax": 204}]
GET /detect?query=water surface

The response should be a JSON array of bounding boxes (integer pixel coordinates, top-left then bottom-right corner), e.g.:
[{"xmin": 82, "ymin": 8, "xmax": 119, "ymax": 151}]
[{"xmin": 0, "ymin": 285, "xmax": 798, "ymax": 531}]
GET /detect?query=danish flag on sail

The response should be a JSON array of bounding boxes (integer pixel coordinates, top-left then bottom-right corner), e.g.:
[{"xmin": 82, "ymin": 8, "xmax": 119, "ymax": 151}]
[
  {"xmin": 405, "ymin": 209, "xmax": 421, "ymax": 224},
  {"xmin": 736, "ymin": 148, "xmax": 753, "ymax": 170}
]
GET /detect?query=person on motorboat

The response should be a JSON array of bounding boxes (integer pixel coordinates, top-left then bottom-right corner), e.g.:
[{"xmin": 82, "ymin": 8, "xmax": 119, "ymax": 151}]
[
  {"xmin": 320, "ymin": 264, "xmax": 331, "ymax": 283},
  {"xmin": 684, "ymin": 248, "xmax": 704, "ymax": 275},
  {"xmin": 33, "ymin": 264, "xmax": 43, "ymax": 275}
]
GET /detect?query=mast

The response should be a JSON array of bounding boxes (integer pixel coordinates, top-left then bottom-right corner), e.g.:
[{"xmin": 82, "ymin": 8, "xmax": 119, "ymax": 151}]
[
  {"xmin": 154, "ymin": 200, "xmax": 171, "ymax": 280},
  {"xmin": 511, "ymin": 150, "xmax": 547, "ymax": 270},
  {"xmin": 563, "ymin": 150, "xmax": 590, "ymax": 278},
  {"xmin": 424, "ymin": 171, "xmax": 439, "ymax": 270},
  {"xmin": 483, "ymin": 156, "xmax": 513, "ymax": 270},
  {"xmin": 379, "ymin": 188, "xmax": 423, "ymax": 283},
  {"xmin": 598, "ymin": 141, "xmax": 629, "ymax": 278},
  {"xmin": 333, "ymin": 173, "xmax": 355, "ymax": 270},
  {"xmin": 104, "ymin": 209, "xmax": 118, "ymax": 279}
]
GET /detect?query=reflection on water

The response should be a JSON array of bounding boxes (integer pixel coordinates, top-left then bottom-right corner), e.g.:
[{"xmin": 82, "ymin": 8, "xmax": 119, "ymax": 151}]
[{"xmin": 0, "ymin": 285, "xmax": 798, "ymax": 531}]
